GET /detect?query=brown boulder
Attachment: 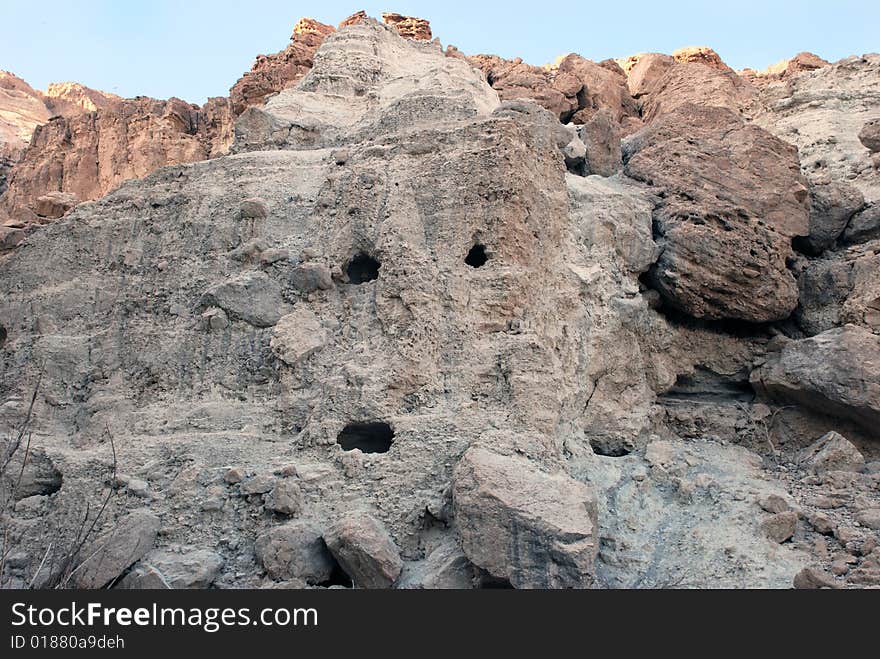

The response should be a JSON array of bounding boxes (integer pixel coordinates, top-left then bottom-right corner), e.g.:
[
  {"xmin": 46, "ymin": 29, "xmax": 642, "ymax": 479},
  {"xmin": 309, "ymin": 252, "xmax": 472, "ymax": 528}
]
[
  {"xmin": 625, "ymin": 104, "xmax": 809, "ymax": 322},
  {"xmin": 33, "ymin": 191, "xmax": 78, "ymax": 219},
  {"xmin": 640, "ymin": 62, "xmax": 757, "ymax": 123},
  {"xmin": 324, "ymin": 513, "xmax": 403, "ymax": 589},
  {"xmin": 860, "ymin": 119, "xmax": 880, "ymax": 153},
  {"xmin": 624, "ymin": 53, "xmax": 675, "ymax": 97}
]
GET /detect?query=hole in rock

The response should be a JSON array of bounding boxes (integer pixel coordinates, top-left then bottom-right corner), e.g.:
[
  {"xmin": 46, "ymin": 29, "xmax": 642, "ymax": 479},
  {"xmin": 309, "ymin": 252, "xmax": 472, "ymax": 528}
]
[
  {"xmin": 0, "ymin": 325, "xmax": 6, "ymax": 349},
  {"xmin": 660, "ymin": 366, "xmax": 755, "ymax": 404},
  {"xmin": 478, "ymin": 574, "xmax": 514, "ymax": 589},
  {"xmin": 465, "ymin": 244, "xmax": 488, "ymax": 268},
  {"xmin": 346, "ymin": 253, "xmax": 380, "ymax": 284},
  {"xmin": 336, "ymin": 422, "xmax": 394, "ymax": 453},
  {"xmin": 589, "ymin": 438, "xmax": 633, "ymax": 458},
  {"xmin": 318, "ymin": 557, "xmax": 354, "ymax": 588}
]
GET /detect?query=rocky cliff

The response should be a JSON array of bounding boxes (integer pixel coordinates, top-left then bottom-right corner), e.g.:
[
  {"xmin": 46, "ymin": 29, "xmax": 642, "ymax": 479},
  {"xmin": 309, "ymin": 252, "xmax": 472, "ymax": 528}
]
[{"xmin": 1, "ymin": 15, "xmax": 879, "ymax": 590}]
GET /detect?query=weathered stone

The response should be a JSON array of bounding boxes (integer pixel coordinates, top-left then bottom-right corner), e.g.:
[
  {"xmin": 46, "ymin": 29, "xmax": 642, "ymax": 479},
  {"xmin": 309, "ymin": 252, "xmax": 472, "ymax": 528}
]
[
  {"xmin": 795, "ymin": 181, "xmax": 865, "ymax": 254},
  {"xmin": 800, "ymin": 431, "xmax": 865, "ymax": 474},
  {"xmin": 230, "ymin": 18, "xmax": 334, "ymax": 116},
  {"xmin": 751, "ymin": 326, "xmax": 880, "ymax": 432},
  {"xmin": 793, "ymin": 566, "xmax": 841, "ymax": 589},
  {"xmin": 270, "ymin": 308, "xmax": 327, "ymax": 367},
  {"xmin": 626, "ymin": 104, "xmax": 809, "ymax": 321},
  {"xmin": 254, "ymin": 521, "xmax": 335, "ymax": 583},
  {"xmin": 795, "ymin": 258, "xmax": 853, "ymax": 335},
  {"xmin": 575, "ymin": 108, "xmax": 621, "ymax": 176},
  {"xmin": 2, "ymin": 448, "xmax": 62, "ymax": 500},
  {"xmin": 381, "ymin": 13, "xmax": 432, "ymax": 41},
  {"xmin": 859, "ymin": 119, "xmax": 880, "ymax": 153},
  {"xmin": 119, "ymin": 548, "xmax": 224, "ymax": 589},
  {"xmin": 324, "ymin": 513, "xmax": 403, "ymax": 589},
  {"xmin": 758, "ymin": 494, "xmax": 790, "ymax": 514},
  {"xmin": 842, "ymin": 203, "xmax": 880, "ymax": 244},
  {"xmin": 239, "ymin": 474, "xmax": 276, "ymax": 496},
  {"xmin": 761, "ymin": 511, "xmax": 798, "ymax": 543},
  {"xmin": 396, "ymin": 540, "xmax": 475, "ymax": 589},
  {"xmin": 855, "ymin": 509, "xmax": 880, "ymax": 530},
  {"xmin": 75, "ymin": 510, "xmax": 161, "ymax": 589},
  {"xmin": 452, "ymin": 447, "xmax": 598, "ymax": 589},
  {"xmin": 199, "ymin": 271, "xmax": 284, "ymax": 327},
  {"xmin": 622, "ymin": 53, "xmax": 675, "ymax": 97},
  {"xmin": 264, "ymin": 479, "xmax": 303, "ymax": 516},
  {"xmin": 33, "ymin": 191, "xmax": 78, "ymax": 219},
  {"xmin": 289, "ymin": 262, "xmax": 334, "ymax": 294},
  {"xmin": 239, "ymin": 197, "xmax": 269, "ymax": 220}
]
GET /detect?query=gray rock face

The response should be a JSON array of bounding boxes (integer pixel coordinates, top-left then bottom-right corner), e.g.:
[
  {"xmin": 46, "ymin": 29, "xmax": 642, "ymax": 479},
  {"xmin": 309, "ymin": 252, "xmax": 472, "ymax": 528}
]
[
  {"xmin": 324, "ymin": 513, "xmax": 403, "ymax": 589},
  {"xmin": 795, "ymin": 181, "xmax": 865, "ymax": 254},
  {"xmin": 452, "ymin": 447, "xmax": 599, "ymax": 589},
  {"xmin": 74, "ymin": 510, "xmax": 161, "ymax": 589},
  {"xmin": 842, "ymin": 203, "xmax": 880, "ymax": 244},
  {"xmin": 2, "ymin": 17, "xmax": 878, "ymax": 591},
  {"xmin": 254, "ymin": 521, "xmax": 335, "ymax": 584},
  {"xmin": 751, "ymin": 325, "xmax": 880, "ymax": 432},
  {"xmin": 575, "ymin": 108, "xmax": 621, "ymax": 176}
]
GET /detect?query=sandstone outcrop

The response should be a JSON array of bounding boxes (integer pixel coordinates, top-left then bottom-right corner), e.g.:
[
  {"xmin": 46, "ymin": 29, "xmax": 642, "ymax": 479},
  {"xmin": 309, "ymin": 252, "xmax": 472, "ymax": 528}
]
[
  {"xmin": 625, "ymin": 103, "xmax": 809, "ymax": 321},
  {"xmin": 381, "ymin": 13, "xmax": 432, "ymax": 41}
]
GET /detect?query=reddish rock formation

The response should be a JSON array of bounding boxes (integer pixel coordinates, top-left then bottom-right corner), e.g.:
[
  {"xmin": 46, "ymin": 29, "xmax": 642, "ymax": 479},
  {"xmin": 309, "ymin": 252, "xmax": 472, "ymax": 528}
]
[
  {"xmin": 339, "ymin": 10, "xmax": 368, "ymax": 28},
  {"xmin": 624, "ymin": 103, "xmax": 810, "ymax": 322},
  {"xmin": 1, "ymin": 96, "xmax": 230, "ymax": 223},
  {"xmin": 466, "ymin": 52, "xmax": 638, "ymax": 130},
  {"xmin": 229, "ymin": 18, "xmax": 335, "ymax": 116},
  {"xmin": 381, "ymin": 13, "xmax": 432, "ymax": 41},
  {"xmin": 639, "ymin": 62, "xmax": 758, "ymax": 123},
  {"xmin": 672, "ymin": 46, "xmax": 733, "ymax": 72},
  {"xmin": 619, "ymin": 53, "xmax": 675, "ymax": 97}
]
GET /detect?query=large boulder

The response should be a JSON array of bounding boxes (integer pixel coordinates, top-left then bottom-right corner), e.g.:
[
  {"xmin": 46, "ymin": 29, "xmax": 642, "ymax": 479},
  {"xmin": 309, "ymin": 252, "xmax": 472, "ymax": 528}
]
[
  {"xmin": 452, "ymin": 447, "xmax": 599, "ymax": 589},
  {"xmin": 324, "ymin": 513, "xmax": 403, "ymax": 589},
  {"xmin": 625, "ymin": 104, "xmax": 809, "ymax": 322},
  {"xmin": 800, "ymin": 431, "xmax": 865, "ymax": 474},
  {"xmin": 75, "ymin": 509, "xmax": 161, "ymax": 589},
  {"xmin": 118, "ymin": 548, "xmax": 224, "ymax": 589},
  {"xmin": 794, "ymin": 181, "xmax": 865, "ymax": 254},
  {"xmin": 860, "ymin": 119, "xmax": 880, "ymax": 153},
  {"xmin": 199, "ymin": 271, "xmax": 284, "ymax": 327},
  {"xmin": 254, "ymin": 521, "xmax": 336, "ymax": 584},
  {"xmin": 751, "ymin": 325, "xmax": 880, "ymax": 431}
]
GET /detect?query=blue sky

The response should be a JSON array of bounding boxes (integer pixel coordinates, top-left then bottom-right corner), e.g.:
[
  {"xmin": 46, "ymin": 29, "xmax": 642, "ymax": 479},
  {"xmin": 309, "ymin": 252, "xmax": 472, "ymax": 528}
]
[{"xmin": 1, "ymin": 1, "xmax": 878, "ymax": 105}]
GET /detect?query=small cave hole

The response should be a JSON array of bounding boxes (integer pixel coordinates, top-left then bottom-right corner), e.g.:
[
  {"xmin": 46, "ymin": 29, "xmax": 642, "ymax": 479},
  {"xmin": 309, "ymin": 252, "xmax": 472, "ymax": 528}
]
[
  {"xmin": 465, "ymin": 244, "xmax": 488, "ymax": 268},
  {"xmin": 589, "ymin": 438, "xmax": 633, "ymax": 458},
  {"xmin": 318, "ymin": 557, "xmax": 354, "ymax": 588},
  {"xmin": 336, "ymin": 422, "xmax": 394, "ymax": 453},
  {"xmin": 0, "ymin": 325, "xmax": 6, "ymax": 349},
  {"xmin": 346, "ymin": 253, "xmax": 381, "ymax": 284}
]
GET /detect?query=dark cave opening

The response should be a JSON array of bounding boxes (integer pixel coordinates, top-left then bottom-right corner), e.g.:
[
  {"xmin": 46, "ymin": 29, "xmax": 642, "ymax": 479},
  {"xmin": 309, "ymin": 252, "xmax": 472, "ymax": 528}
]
[
  {"xmin": 0, "ymin": 325, "xmax": 6, "ymax": 349},
  {"xmin": 346, "ymin": 252, "xmax": 381, "ymax": 284},
  {"xmin": 336, "ymin": 422, "xmax": 395, "ymax": 453},
  {"xmin": 465, "ymin": 244, "xmax": 488, "ymax": 268},
  {"xmin": 318, "ymin": 557, "xmax": 354, "ymax": 588},
  {"xmin": 589, "ymin": 438, "xmax": 633, "ymax": 458}
]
